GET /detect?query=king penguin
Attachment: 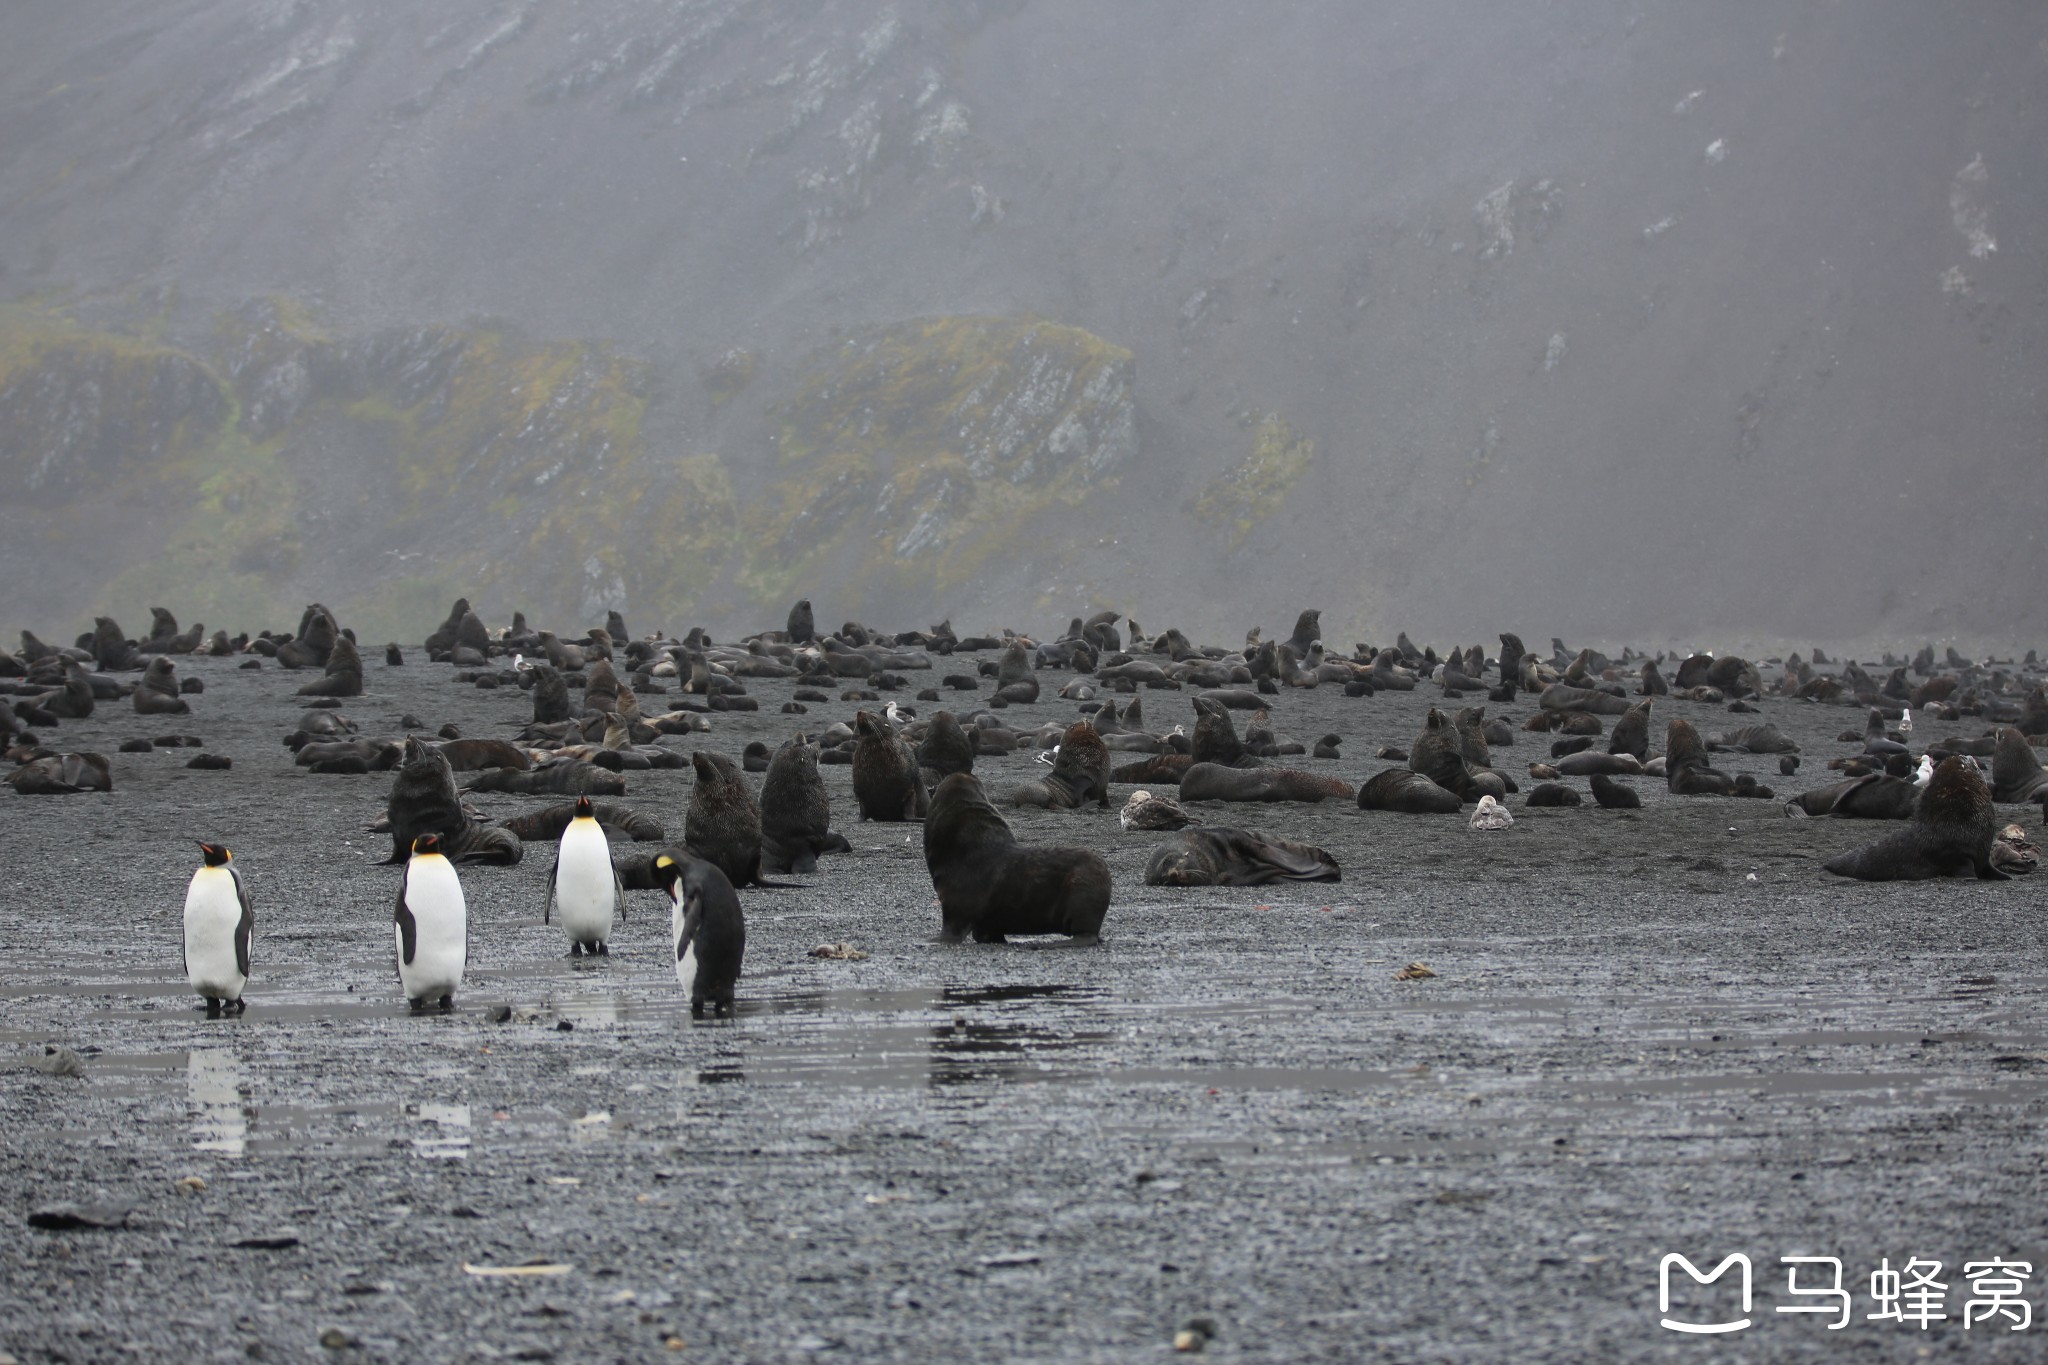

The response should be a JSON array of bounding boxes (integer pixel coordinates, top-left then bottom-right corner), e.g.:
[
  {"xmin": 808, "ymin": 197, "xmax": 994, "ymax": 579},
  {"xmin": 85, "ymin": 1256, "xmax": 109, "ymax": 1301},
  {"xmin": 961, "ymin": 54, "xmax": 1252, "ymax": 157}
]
[
  {"xmin": 396, "ymin": 832, "xmax": 467, "ymax": 1011},
  {"xmin": 544, "ymin": 796, "xmax": 625, "ymax": 955},
  {"xmin": 653, "ymin": 853, "xmax": 746, "ymax": 1018},
  {"xmin": 183, "ymin": 842, "xmax": 253, "ymax": 1017}
]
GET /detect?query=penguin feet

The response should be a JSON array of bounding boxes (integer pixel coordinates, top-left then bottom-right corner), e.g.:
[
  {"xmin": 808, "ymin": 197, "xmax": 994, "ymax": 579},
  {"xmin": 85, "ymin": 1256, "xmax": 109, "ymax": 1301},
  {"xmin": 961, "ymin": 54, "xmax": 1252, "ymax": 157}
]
[
  {"xmin": 229, "ymin": 997, "xmax": 248, "ymax": 1015},
  {"xmin": 690, "ymin": 998, "xmax": 705, "ymax": 1019},
  {"xmin": 437, "ymin": 994, "xmax": 454, "ymax": 1012},
  {"xmin": 408, "ymin": 997, "xmax": 427, "ymax": 1013},
  {"xmin": 203, "ymin": 998, "xmax": 223, "ymax": 1018},
  {"xmin": 570, "ymin": 942, "xmax": 584, "ymax": 958},
  {"xmin": 597, "ymin": 942, "xmax": 610, "ymax": 957}
]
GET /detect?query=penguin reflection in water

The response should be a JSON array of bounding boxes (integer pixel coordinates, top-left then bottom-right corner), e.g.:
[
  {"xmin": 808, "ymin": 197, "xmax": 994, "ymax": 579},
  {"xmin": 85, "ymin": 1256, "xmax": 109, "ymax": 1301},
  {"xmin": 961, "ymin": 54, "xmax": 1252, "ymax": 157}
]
[
  {"xmin": 542, "ymin": 796, "xmax": 626, "ymax": 956},
  {"xmin": 183, "ymin": 842, "xmax": 253, "ymax": 1017},
  {"xmin": 653, "ymin": 853, "xmax": 745, "ymax": 1018},
  {"xmin": 396, "ymin": 833, "xmax": 467, "ymax": 1012}
]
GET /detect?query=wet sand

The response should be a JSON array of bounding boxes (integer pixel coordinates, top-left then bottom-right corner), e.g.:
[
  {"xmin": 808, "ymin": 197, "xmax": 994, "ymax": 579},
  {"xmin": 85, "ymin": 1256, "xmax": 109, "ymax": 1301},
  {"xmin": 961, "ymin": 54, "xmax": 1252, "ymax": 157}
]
[{"xmin": 3, "ymin": 646, "xmax": 2045, "ymax": 1361}]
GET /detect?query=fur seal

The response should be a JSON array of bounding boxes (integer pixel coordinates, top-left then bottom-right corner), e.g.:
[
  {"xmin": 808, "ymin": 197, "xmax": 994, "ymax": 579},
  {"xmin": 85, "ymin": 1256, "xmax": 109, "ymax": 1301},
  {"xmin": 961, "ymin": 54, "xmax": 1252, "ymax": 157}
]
[
  {"xmin": 992, "ymin": 642, "xmax": 1041, "ymax": 705},
  {"xmin": 275, "ymin": 606, "xmax": 337, "ymax": 670},
  {"xmin": 1607, "ymin": 700, "xmax": 1651, "ymax": 760},
  {"xmin": 685, "ymin": 751, "xmax": 773, "ymax": 888},
  {"xmin": 296, "ymin": 634, "xmax": 363, "ymax": 698},
  {"xmin": 1011, "ymin": 722, "xmax": 1111, "ymax": 810},
  {"xmin": 464, "ymin": 759, "xmax": 624, "ymax": 798},
  {"xmin": 916, "ymin": 711, "xmax": 977, "ymax": 785},
  {"xmin": 1357, "ymin": 768, "xmax": 1463, "ymax": 814},
  {"xmin": 1823, "ymin": 756, "xmax": 2007, "ymax": 881},
  {"xmin": 760, "ymin": 735, "xmax": 850, "ymax": 874},
  {"xmin": 500, "ymin": 801, "xmax": 665, "ymax": 844},
  {"xmin": 133, "ymin": 657, "xmax": 190, "ymax": 715},
  {"xmin": 851, "ymin": 710, "xmax": 928, "ymax": 820},
  {"xmin": 1180, "ymin": 763, "xmax": 1353, "ymax": 804},
  {"xmin": 1539, "ymin": 683, "xmax": 1632, "ymax": 717},
  {"xmin": 1191, "ymin": 695, "xmax": 1261, "ymax": 768},
  {"xmin": 1588, "ymin": 773, "xmax": 1641, "ymax": 809},
  {"xmin": 1990, "ymin": 728, "xmax": 2048, "ymax": 803},
  {"xmin": 1409, "ymin": 709, "xmax": 1504, "ymax": 803},
  {"xmin": 382, "ymin": 737, "xmax": 522, "ymax": 864},
  {"xmin": 786, "ymin": 599, "xmax": 816, "ymax": 645},
  {"xmin": 924, "ymin": 773, "xmax": 1111, "ymax": 943},
  {"xmin": 1144, "ymin": 826, "xmax": 1340, "ymax": 885},
  {"xmin": 8, "ymin": 752, "xmax": 112, "ymax": 794},
  {"xmin": 1666, "ymin": 719, "xmax": 1736, "ymax": 797},
  {"xmin": 1785, "ymin": 773, "xmax": 1919, "ymax": 819},
  {"xmin": 1992, "ymin": 824, "xmax": 2039, "ymax": 875},
  {"xmin": 1524, "ymin": 782, "xmax": 1582, "ymax": 808}
]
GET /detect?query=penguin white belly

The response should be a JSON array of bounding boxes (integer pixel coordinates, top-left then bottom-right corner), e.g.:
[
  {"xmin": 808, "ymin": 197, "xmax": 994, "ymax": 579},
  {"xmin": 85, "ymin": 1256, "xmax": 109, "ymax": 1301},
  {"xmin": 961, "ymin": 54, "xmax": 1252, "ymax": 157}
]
[
  {"xmin": 183, "ymin": 871, "xmax": 245, "ymax": 1001},
  {"xmin": 398, "ymin": 860, "xmax": 467, "ymax": 1002},
  {"xmin": 672, "ymin": 899, "xmax": 697, "ymax": 993},
  {"xmin": 554, "ymin": 824, "xmax": 616, "ymax": 946}
]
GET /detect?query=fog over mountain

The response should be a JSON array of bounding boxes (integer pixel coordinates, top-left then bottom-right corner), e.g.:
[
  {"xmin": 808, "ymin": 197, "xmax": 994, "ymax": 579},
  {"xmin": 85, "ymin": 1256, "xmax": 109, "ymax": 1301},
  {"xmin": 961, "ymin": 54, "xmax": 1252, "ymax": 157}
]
[{"xmin": 2, "ymin": 1, "xmax": 2042, "ymax": 648}]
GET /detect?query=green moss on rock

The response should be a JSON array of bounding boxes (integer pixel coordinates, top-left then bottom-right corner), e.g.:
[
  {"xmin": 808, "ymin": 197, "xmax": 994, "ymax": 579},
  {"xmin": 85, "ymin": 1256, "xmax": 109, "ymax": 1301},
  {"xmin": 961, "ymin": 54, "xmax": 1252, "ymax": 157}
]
[{"xmin": 1191, "ymin": 414, "xmax": 1314, "ymax": 551}]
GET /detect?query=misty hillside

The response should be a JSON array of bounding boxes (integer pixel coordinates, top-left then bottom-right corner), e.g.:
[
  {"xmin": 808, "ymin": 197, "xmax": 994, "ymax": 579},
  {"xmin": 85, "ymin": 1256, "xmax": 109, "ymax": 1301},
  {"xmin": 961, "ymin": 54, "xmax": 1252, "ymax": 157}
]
[{"xmin": 1, "ymin": 0, "xmax": 2042, "ymax": 648}]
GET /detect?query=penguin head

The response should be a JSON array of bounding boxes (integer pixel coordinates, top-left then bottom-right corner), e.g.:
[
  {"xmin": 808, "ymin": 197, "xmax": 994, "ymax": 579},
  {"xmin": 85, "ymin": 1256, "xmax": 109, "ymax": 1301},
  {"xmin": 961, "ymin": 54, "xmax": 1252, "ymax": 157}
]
[
  {"xmin": 573, "ymin": 796, "xmax": 595, "ymax": 820},
  {"xmin": 651, "ymin": 852, "xmax": 686, "ymax": 896},
  {"xmin": 197, "ymin": 841, "xmax": 232, "ymax": 868},
  {"xmin": 411, "ymin": 833, "xmax": 445, "ymax": 857}
]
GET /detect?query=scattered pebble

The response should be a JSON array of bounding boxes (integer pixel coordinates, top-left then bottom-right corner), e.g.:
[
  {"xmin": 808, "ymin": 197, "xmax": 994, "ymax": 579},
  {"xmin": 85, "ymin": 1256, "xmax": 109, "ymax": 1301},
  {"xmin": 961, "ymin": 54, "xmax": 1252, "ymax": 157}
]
[{"xmin": 1393, "ymin": 962, "xmax": 1437, "ymax": 981}]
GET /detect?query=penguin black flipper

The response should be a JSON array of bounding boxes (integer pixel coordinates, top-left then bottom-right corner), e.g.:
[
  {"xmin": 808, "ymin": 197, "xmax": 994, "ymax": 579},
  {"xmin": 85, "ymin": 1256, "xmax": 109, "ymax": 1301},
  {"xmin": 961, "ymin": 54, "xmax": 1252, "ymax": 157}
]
[
  {"xmin": 674, "ymin": 906, "xmax": 699, "ymax": 964},
  {"xmin": 541, "ymin": 852, "xmax": 559, "ymax": 924},
  {"xmin": 231, "ymin": 865, "xmax": 254, "ymax": 980},
  {"xmin": 395, "ymin": 890, "xmax": 419, "ymax": 967},
  {"xmin": 612, "ymin": 864, "xmax": 627, "ymax": 923}
]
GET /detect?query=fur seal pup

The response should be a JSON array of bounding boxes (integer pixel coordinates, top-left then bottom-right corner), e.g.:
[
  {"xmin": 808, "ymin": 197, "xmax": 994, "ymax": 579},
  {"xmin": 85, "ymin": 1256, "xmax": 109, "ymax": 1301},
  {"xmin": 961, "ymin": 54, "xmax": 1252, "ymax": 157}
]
[
  {"xmin": 296, "ymin": 635, "xmax": 363, "ymax": 698},
  {"xmin": 395, "ymin": 833, "xmax": 468, "ymax": 1010},
  {"xmin": 1588, "ymin": 773, "xmax": 1641, "ymax": 809},
  {"xmin": 760, "ymin": 735, "xmax": 850, "ymax": 874},
  {"xmin": 501, "ymin": 800, "xmax": 664, "ymax": 844},
  {"xmin": 1144, "ymin": 826, "xmax": 1340, "ymax": 885},
  {"xmin": 925, "ymin": 774, "xmax": 1110, "ymax": 943},
  {"xmin": 1409, "ymin": 709, "xmax": 1505, "ymax": 803},
  {"xmin": 183, "ymin": 843, "xmax": 253, "ymax": 1016},
  {"xmin": 1180, "ymin": 763, "xmax": 1353, "ymax": 804},
  {"xmin": 1991, "ymin": 728, "xmax": 2048, "ymax": 804},
  {"xmin": 543, "ymin": 797, "xmax": 625, "ymax": 955},
  {"xmin": 382, "ymin": 737, "xmax": 522, "ymax": 864},
  {"xmin": 1707, "ymin": 723, "xmax": 1798, "ymax": 755},
  {"xmin": 654, "ymin": 853, "xmax": 746, "ymax": 1017},
  {"xmin": 1357, "ymin": 768, "xmax": 1463, "ymax": 814},
  {"xmin": 852, "ymin": 710, "xmax": 928, "ymax": 821},
  {"xmin": 36, "ymin": 660, "xmax": 97, "ymax": 719},
  {"xmin": 1823, "ymin": 756, "xmax": 2007, "ymax": 881},
  {"xmin": 1120, "ymin": 789, "xmax": 1192, "ymax": 831},
  {"xmin": 1524, "ymin": 782, "xmax": 1582, "ymax": 808},
  {"xmin": 686, "ymin": 751, "xmax": 775, "ymax": 888},
  {"xmin": 133, "ymin": 656, "xmax": 190, "ymax": 716}
]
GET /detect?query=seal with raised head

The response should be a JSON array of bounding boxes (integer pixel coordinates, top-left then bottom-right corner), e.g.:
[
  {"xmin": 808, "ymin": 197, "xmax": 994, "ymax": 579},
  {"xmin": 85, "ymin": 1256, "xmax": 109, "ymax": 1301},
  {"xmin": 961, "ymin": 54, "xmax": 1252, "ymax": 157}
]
[
  {"xmin": 1144, "ymin": 826, "xmax": 1340, "ymax": 885},
  {"xmin": 852, "ymin": 709, "xmax": 928, "ymax": 821},
  {"xmin": 382, "ymin": 736, "xmax": 522, "ymax": 865},
  {"xmin": 296, "ymin": 634, "xmax": 363, "ymax": 698},
  {"xmin": 685, "ymin": 751, "xmax": 770, "ymax": 888},
  {"xmin": 992, "ymin": 641, "xmax": 1040, "ymax": 705},
  {"xmin": 1409, "ymin": 709, "xmax": 1505, "ymax": 803},
  {"xmin": 925, "ymin": 773, "xmax": 1110, "ymax": 943},
  {"xmin": 133, "ymin": 656, "xmax": 190, "ymax": 716},
  {"xmin": 760, "ymin": 735, "xmax": 851, "ymax": 874},
  {"xmin": 1357, "ymin": 768, "xmax": 1465, "ymax": 813},
  {"xmin": 1824, "ymin": 756, "xmax": 2007, "ymax": 881},
  {"xmin": 1011, "ymin": 721, "xmax": 1110, "ymax": 810}
]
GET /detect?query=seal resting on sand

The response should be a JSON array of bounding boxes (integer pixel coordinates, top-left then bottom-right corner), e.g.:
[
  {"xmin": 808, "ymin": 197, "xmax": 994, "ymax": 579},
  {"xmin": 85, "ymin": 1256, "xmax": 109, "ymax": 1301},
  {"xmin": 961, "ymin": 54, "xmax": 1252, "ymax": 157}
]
[
  {"xmin": 1823, "ymin": 756, "xmax": 2006, "ymax": 881},
  {"xmin": 1143, "ymin": 827, "xmax": 1340, "ymax": 885},
  {"xmin": 924, "ymin": 774, "xmax": 1109, "ymax": 943}
]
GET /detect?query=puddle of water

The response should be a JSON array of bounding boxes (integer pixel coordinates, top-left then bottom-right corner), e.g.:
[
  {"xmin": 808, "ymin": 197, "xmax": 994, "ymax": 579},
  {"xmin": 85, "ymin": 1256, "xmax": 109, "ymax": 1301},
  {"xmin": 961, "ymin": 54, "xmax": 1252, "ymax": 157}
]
[
  {"xmin": 188, "ymin": 1048, "xmax": 247, "ymax": 1156},
  {"xmin": 413, "ymin": 1102, "xmax": 471, "ymax": 1159}
]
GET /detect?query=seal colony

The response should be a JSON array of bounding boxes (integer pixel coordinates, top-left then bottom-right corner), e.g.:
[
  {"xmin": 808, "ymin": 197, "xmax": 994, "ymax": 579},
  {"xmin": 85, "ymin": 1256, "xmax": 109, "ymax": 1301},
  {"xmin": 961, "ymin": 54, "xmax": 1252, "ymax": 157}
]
[{"xmin": 5, "ymin": 602, "xmax": 2044, "ymax": 1016}]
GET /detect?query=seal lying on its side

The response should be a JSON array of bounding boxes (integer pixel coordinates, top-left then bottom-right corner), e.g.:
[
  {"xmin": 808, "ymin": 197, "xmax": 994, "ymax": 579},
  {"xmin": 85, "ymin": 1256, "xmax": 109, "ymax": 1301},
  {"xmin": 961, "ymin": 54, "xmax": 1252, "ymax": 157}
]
[
  {"xmin": 499, "ymin": 801, "xmax": 665, "ymax": 844},
  {"xmin": 1784, "ymin": 774, "xmax": 1918, "ymax": 820},
  {"xmin": 1356, "ymin": 768, "xmax": 1463, "ymax": 814},
  {"xmin": 1143, "ymin": 827, "xmax": 1340, "ymax": 885},
  {"xmin": 1823, "ymin": 756, "xmax": 2006, "ymax": 881},
  {"xmin": 1180, "ymin": 763, "xmax": 1354, "ymax": 804},
  {"xmin": 925, "ymin": 774, "xmax": 1109, "ymax": 943}
]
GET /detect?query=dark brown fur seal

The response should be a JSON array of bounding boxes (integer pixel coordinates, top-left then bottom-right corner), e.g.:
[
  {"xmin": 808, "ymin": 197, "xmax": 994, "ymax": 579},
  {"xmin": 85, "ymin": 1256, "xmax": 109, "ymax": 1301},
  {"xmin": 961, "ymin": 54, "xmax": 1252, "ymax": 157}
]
[
  {"xmin": 1539, "ymin": 683, "xmax": 1632, "ymax": 717},
  {"xmin": 133, "ymin": 657, "xmax": 190, "ymax": 715},
  {"xmin": 852, "ymin": 710, "xmax": 928, "ymax": 821},
  {"xmin": 435, "ymin": 738, "xmax": 530, "ymax": 772},
  {"xmin": 1143, "ymin": 826, "xmax": 1340, "ymax": 885},
  {"xmin": 1408, "ymin": 708, "xmax": 1505, "ymax": 803},
  {"xmin": 916, "ymin": 711, "xmax": 976, "ymax": 784},
  {"xmin": 1666, "ymin": 719, "xmax": 1735, "ymax": 796},
  {"xmin": 1191, "ymin": 695, "xmax": 1259, "ymax": 768},
  {"xmin": 1786, "ymin": 774, "xmax": 1919, "ymax": 820},
  {"xmin": 925, "ymin": 773, "xmax": 1110, "ymax": 943},
  {"xmin": 463, "ymin": 758, "xmax": 625, "ymax": 798},
  {"xmin": 1588, "ymin": 773, "xmax": 1641, "ymax": 809},
  {"xmin": 686, "ymin": 751, "xmax": 772, "ymax": 888},
  {"xmin": 1011, "ymin": 721, "xmax": 1111, "ymax": 810},
  {"xmin": 499, "ymin": 801, "xmax": 665, "ymax": 844},
  {"xmin": 1181, "ymin": 763, "xmax": 1354, "ymax": 804},
  {"xmin": 296, "ymin": 634, "xmax": 363, "ymax": 698},
  {"xmin": 382, "ymin": 736, "xmax": 522, "ymax": 864},
  {"xmin": 8, "ymin": 752, "xmax": 112, "ymax": 794},
  {"xmin": 1113, "ymin": 753, "xmax": 1194, "ymax": 785},
  {"xmin": 276, "ymin": 606, "xmax": 337, "ymax": 670},
  {"xmin": 1524, "ymin": 782, "xmax": 1581, "ymax": 808},
  {"xmin": 1607, "ymin": 700, "xmax": 1651, "ymax": 760},
  {"xmin": 992, "ymin": 642, "xmax": 1040, "ymax": 705},
  {"xmin": 1824, "ymin": 756, "xmax": 2006, "ymax": 881},
  {"xmin": 1357, "ymin": 768, "xmax": 1465, "ymax": 814},
  {"xmin": 760, "ymin": 735, "xmax": 850, "ymax": 874},
  {"xmin": 1991, "ymin": 728, "xmax": 2048, "ymax": 803}
]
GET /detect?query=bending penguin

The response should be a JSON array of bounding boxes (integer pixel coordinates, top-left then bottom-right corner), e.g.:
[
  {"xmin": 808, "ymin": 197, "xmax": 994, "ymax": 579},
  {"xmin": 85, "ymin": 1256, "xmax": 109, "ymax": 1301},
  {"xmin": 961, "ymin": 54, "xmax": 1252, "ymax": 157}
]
[
  {"xmin": 543, "ymin": 796, "xmax": 625, "ymax": 955},
  {"xmin": 396, "ymin": 833, "xmax": 467, "ymax": 1011},
  {"xmin": 653, "ymin": 852, "xmax": 745, "ymax": 1018},
  {"xmin": 183, "ymin": 842, "xmax": 253, "ymax": 1017}
]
